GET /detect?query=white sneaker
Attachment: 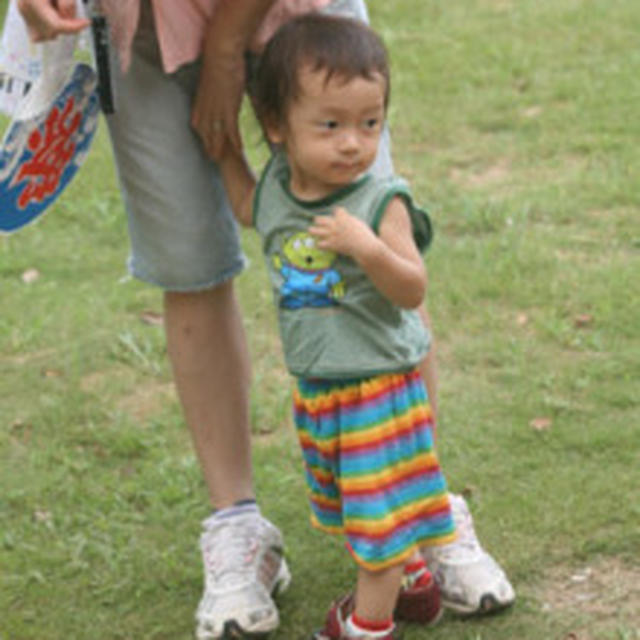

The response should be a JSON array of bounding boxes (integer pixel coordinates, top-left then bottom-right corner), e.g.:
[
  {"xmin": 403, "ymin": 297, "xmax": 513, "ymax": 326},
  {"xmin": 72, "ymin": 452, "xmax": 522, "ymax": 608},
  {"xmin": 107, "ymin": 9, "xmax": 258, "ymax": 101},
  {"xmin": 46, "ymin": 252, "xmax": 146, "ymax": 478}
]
[
  {"xmin": 196, "ymin": 511, "xmax": 291, "ymax": 639},
  {"xmin": 423, "ymin": 493, "xmax": 515, "ymax": 615}
]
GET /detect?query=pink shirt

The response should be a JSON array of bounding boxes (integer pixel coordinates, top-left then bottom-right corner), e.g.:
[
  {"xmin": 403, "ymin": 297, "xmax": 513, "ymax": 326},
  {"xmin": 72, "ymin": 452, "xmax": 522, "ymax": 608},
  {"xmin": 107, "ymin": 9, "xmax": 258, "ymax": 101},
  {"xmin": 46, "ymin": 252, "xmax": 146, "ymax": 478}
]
[{"xmin": 102, "ymin": 0, "xmax": 331, "ymax": 73}]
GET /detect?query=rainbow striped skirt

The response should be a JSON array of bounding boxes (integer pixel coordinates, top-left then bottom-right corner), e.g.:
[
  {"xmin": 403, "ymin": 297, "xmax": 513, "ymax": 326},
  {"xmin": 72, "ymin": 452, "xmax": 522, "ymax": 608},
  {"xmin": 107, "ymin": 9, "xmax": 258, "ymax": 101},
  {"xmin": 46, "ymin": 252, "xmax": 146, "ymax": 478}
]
[{"xmin": 293, "ymin": 369, "xmax": 456, "ymax": 570}]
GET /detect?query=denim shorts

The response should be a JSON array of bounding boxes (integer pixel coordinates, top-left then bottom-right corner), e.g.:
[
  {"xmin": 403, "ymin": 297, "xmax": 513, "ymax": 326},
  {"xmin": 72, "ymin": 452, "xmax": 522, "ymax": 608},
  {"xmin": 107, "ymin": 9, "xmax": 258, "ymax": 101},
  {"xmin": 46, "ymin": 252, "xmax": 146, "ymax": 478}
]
[{"xmin": 106, "ymin": 0, "xmax": 391, "ymax": 291}]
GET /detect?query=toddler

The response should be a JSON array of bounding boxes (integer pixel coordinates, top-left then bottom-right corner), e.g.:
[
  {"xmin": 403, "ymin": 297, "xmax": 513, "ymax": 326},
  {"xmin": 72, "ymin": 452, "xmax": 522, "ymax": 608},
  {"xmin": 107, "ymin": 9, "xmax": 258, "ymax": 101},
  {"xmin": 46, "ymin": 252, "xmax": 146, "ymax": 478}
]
[{"xmin": 219, "ymin": 14, "xmax": 456, "ymax": 640}]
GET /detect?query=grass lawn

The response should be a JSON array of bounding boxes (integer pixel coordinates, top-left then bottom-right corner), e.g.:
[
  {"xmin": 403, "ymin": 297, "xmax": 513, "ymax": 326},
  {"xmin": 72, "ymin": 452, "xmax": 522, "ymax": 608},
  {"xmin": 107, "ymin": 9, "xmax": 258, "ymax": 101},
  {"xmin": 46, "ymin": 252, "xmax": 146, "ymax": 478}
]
[{"xmin": 1, "ymin": 1, "xmax": 639, "ymax": 638}]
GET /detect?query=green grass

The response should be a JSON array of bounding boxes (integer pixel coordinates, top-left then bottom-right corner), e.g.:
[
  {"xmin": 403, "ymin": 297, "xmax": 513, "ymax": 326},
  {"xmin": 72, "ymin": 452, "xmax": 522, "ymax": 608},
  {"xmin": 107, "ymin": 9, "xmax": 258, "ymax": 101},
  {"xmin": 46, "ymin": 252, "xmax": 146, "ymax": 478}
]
[{"xmin": 1, "ymin": 1, "xmax": 639, "ymax": 638}]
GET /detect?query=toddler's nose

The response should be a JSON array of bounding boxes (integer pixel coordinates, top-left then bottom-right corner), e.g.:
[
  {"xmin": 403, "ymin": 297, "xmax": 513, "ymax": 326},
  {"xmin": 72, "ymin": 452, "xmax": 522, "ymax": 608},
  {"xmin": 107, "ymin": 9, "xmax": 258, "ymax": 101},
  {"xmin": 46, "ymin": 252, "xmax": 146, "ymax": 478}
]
[{"xmin": 338, "ymin": 129, "xmax": 359, "ymax": 153}]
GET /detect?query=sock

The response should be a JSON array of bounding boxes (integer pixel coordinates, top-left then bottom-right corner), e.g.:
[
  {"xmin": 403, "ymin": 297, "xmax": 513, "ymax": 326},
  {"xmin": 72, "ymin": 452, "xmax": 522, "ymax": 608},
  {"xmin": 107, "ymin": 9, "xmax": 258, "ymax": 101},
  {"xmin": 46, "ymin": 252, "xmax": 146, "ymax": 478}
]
[
  {"xmin": 403, "ymin": 557, "xmax": 433, "ymax": 588},
  {"xmin": 346, "ymin": 613, "xmax": 394, "ymax": 638},
  {"xmin": 208, "ymin": 499, "xmax": 259, "ymax": 523}
]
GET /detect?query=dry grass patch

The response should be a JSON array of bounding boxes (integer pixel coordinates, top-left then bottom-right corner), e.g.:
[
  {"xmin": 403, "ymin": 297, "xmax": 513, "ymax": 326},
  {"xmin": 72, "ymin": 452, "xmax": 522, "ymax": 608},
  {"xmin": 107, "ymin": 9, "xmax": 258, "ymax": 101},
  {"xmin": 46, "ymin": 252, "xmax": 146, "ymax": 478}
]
[
  {"xmin": 449, "ymin": 158, "xmax": 512, "ymax": 189},
  {"xmin": 534, "ymin": 557, "xmax": 640, "ymax": 639},
  {"xmin": 115, "ymin": 381, "xmax": 176, "ymax": 423}
]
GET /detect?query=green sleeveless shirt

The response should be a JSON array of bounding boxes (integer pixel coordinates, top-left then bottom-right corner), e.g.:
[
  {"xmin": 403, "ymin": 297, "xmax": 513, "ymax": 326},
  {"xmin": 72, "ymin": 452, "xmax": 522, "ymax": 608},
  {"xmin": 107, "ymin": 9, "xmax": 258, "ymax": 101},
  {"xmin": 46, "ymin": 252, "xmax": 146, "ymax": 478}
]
[{"xmin": 253, "ymin": 151, "xmax": 433, "ymax": 379}]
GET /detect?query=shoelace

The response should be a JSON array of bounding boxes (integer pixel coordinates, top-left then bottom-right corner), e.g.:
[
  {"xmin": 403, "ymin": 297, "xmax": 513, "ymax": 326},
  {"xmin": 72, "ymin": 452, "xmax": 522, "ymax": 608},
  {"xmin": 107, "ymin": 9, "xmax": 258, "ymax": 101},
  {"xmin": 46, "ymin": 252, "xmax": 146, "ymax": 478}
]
[{"xmin": 203, "ymin": 519, "xmax": 261, "ymax": 586}]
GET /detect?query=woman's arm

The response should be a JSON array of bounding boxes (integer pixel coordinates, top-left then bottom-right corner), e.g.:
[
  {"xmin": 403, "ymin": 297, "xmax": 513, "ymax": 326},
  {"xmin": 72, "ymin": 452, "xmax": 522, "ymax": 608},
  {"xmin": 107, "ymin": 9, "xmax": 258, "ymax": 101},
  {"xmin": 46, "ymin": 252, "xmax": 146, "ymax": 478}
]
[{"xmin": 191, "ymin": 0, "xmax": 277, "ymax": 159}]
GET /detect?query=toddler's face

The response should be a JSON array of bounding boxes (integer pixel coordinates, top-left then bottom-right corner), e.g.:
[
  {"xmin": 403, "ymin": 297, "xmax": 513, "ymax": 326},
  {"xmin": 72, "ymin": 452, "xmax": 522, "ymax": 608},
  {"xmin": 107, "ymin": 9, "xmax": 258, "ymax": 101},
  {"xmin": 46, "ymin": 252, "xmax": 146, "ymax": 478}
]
[{"xmin": 267, "ymin": 65, "xmax": 386, "ymax": 200}]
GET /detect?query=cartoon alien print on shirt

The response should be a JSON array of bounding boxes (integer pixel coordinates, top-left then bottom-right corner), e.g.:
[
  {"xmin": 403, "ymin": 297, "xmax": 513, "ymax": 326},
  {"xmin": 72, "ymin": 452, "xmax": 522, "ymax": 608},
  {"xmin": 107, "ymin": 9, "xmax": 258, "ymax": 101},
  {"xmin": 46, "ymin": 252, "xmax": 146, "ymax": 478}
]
[{"xmin": 274, "ymin": 231, "xmax": 345, "ymax": 309}]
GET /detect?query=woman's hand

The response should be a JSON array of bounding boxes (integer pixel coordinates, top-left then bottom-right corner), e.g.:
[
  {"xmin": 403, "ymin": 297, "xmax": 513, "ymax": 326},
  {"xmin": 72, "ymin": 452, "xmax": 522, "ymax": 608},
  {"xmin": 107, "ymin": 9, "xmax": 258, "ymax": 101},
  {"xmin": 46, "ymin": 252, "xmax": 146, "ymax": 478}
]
[
  {"xmin": 190, "ymin": 0, "xmax": 277, "ymax": 160},
  {"xmin": 191, "ymin": 45, "xmax": 245, "ymax": 161},
  {"xmin": 17, "ymin": 0, "xmax": 89, "ymax": 42}
]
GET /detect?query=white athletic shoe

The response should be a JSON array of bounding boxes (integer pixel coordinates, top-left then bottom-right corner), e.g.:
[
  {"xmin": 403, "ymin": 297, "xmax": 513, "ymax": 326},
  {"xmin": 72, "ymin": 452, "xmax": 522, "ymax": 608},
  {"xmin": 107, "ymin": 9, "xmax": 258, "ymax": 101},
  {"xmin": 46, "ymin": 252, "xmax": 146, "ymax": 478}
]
[
  {"xmin": 195, "ymin": 511, "xmax": 291, "ymax": 639},
  {"xmin": 423, "ymin": 493, "xmax": 515, "ymax": 615}
]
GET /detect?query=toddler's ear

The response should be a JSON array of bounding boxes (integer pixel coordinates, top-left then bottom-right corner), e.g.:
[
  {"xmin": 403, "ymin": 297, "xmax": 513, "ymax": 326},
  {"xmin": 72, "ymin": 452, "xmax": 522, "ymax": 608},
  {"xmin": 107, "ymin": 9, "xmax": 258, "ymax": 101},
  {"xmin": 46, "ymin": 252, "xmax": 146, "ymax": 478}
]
[{"xmin": 264, "ymin": 117, "xmax": 284, "ymax": 145}]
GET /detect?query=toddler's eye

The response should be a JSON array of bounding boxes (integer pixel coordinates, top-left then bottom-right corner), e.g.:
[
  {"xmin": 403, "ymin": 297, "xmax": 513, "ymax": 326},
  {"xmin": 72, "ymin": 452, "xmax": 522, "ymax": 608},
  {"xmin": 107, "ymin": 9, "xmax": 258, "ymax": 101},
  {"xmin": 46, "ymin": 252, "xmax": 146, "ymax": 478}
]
[
  {"xmin": 364, "ymin": 118, "xmax": 380, "ymax": 129},
  {"xmin": 320, "ymin": 120, "xmax": 339, "ymax": 130}
]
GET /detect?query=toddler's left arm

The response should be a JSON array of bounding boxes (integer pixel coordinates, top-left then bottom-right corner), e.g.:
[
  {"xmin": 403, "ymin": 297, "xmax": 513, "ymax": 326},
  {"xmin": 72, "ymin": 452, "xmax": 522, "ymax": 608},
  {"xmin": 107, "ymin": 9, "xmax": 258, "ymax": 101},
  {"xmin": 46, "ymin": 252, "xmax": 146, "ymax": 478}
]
[{"xmin": 309, "ymin": 197, "xmax": 426, "ymax": 309}]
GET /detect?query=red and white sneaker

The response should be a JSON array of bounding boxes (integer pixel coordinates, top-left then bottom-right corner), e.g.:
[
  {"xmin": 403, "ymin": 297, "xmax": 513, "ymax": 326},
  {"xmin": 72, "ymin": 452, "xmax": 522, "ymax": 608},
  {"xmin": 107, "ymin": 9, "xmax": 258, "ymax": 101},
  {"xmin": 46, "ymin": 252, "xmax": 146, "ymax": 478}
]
[
  {"xmin": 311, "ymin": 595, "xmax": 401, "ymax": 640},
  {"xmin": 394, "ymin": 565, "xmax": 442, "ymax": 625}
]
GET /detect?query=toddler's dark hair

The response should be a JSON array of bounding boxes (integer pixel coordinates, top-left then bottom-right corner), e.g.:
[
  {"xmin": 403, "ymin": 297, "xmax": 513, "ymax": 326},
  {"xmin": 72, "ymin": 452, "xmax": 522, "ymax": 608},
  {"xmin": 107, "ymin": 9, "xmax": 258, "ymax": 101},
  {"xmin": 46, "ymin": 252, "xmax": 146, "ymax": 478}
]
[{"xmin": 254, "ymin": 13, "xmax": 390, "ymax": 128}]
